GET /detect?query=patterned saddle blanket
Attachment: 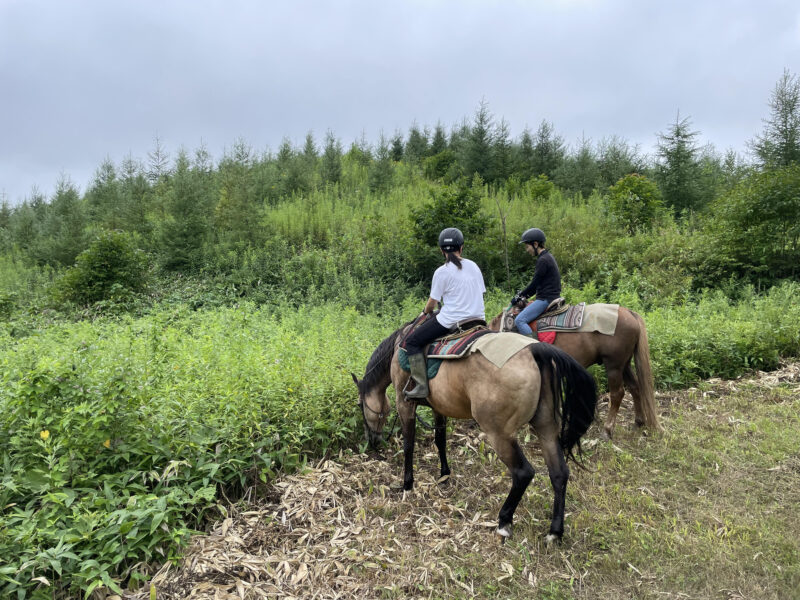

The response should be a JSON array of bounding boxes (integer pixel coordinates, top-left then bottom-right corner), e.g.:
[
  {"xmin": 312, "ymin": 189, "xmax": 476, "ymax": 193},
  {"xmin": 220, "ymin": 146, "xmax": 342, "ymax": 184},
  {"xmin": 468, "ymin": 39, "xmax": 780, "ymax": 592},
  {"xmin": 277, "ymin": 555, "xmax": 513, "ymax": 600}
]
[
  {"xmin": 397, "ymin": 324, "xmax": 493, "ymax": 379},
  {"xmin": 503, "ymin": 302, "xmax": 620, "ymax": 335},
  {"xmin": 534, "ymin": 302, "xmax": 586, "ymax": 331},
  {"xmin": 502, "ymin": 301, "xmax": 585, "ymax": 332},
  {"xmin": 425, "ymin": 326, "xmax": 493, "ymax": 358}
]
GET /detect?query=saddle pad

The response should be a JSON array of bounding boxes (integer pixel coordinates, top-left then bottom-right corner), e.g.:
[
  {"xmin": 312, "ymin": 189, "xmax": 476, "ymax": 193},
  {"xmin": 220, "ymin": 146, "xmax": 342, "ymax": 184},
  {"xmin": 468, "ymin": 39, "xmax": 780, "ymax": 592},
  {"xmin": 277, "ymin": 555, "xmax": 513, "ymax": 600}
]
[
  {"xmin": 469, "ymin": 332, "xmax": 537, "ymax": 369},
  {"xmin": 575, "ymin": 303, "xmax": 619, "ymax": 335},
  {"xmin": 397, "ymin": 347, "xmax": 443, "ymax": 379},
  {"xmin": 534, "ymin": 302, "xmax": 586, "ymax": 331},
  {"xmin": 426, "ymin": 327, "xmax": 493, "ymax": 359},
  {"xmin": 536, "ymin": 330, "xmax": 557, "ymax": 344}
]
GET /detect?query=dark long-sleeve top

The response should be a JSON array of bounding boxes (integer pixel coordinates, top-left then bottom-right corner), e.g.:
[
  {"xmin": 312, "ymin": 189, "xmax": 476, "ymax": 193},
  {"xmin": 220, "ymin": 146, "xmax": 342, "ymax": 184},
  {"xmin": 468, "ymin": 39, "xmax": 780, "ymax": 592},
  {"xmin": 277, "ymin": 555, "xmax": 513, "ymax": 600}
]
[{"xmin": 520, "ymin": 249, "xmax": 561, "ymax": 301}]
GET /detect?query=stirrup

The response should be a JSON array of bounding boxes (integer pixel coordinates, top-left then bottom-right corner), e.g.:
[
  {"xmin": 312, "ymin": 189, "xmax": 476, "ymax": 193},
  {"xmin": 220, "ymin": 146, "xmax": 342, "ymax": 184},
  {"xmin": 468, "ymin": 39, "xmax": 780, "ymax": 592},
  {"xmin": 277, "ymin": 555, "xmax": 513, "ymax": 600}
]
[
  {"xmin": 403, "ymin": 377, "xmax": 429, "ymax": 400},
  {"xmin": 403, "ymin": 377, "xmax": 431, "ymax": 400}
]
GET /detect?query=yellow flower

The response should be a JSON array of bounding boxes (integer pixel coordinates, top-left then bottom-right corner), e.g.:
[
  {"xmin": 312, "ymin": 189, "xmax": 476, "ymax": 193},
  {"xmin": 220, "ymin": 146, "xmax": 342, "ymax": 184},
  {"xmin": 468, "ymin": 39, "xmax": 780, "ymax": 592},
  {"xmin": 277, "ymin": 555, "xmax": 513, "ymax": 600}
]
[
  {"xmin": 287, "ymin": 387, "xmax": 294, "ymax": 393},
  {"xmin": 103, "ymin": 439, "xmax": 111, "ymax": 448},
  {"xmin": 40, "ymin": 430, "xmax": 50, "ymax": 441}
]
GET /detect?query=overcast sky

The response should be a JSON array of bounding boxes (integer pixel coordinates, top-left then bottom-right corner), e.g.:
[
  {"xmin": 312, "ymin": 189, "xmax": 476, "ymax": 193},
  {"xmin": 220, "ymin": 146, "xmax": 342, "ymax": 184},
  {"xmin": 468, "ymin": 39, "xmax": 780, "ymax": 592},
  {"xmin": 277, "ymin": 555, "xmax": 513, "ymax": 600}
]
[{"xmin": 1, "ymin": 0, "xmax": 799, "ymax": 204}]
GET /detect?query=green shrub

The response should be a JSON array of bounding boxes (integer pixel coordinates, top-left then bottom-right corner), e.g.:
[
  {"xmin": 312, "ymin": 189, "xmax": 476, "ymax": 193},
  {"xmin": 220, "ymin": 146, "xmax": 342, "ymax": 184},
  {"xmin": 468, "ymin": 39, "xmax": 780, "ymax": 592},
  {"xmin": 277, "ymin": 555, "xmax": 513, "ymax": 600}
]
[
  {"xmin": 695, "ymin": 165, "xmax": 800, "ymax": 286},
  {"xmin": 0, "ymin": 302, "xmax": 394, "ymax": 597},
  {"xmin": 54, "ymin": 230, "xmax": 148, "ymax": 305},
  {"xmin": 608, "ymin": 173, "xmax": 665, "ymax": 233}
]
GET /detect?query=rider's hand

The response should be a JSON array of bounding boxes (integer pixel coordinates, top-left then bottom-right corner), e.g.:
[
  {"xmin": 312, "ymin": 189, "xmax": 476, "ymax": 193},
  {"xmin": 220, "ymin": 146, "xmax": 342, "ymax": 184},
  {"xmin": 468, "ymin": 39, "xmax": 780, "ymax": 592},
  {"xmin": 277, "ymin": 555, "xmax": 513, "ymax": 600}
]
[{"xmin": 511, "ymin": 294, "xmax": 524, "ymax": 306}]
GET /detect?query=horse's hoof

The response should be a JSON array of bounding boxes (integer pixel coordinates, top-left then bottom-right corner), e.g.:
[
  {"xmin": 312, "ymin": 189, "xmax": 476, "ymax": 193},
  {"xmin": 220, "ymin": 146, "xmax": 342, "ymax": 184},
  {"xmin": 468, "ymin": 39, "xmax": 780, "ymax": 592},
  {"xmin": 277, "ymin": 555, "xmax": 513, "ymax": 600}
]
[
  {"xmin": 390, "ymin": 481, "xmax": 412, "ymax": 494},
  {"xmin": 601, "ymin": 429, "xmax": 613, "ymax": 441},
  {"xmin": 495, "ymin": 525, "xmax": 512, "ymax": 541},
  {"xmin": 437, "ymin": 474, "xmax": 450, "ymax": 485},
  {"xmin": 544, "ymin": 533, "xmax": 561, "ymax": 546}
]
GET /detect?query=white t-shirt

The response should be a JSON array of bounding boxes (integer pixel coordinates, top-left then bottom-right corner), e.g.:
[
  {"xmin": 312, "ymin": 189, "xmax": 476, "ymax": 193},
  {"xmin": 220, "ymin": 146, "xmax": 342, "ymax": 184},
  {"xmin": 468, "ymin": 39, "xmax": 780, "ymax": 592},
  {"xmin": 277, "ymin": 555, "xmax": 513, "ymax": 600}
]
[{"xmin": 430, "ymin": 258, "xmax": 486, "ymax": 328}]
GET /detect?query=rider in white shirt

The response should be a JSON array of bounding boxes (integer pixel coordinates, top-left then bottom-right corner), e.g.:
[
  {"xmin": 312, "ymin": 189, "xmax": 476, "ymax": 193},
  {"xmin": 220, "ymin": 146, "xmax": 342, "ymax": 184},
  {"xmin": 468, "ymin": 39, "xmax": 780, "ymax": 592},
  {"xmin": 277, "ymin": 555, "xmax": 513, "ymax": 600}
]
[{"xmin": 403, "ymin": 228, "xmax": 486, "ymax": 399}]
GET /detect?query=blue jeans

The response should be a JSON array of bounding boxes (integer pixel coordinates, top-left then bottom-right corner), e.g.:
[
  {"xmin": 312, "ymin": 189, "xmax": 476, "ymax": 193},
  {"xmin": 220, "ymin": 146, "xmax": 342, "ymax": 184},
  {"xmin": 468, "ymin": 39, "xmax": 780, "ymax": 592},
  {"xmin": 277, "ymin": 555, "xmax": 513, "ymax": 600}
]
[{"xmin": 514, "ymin": 299, "xmax": 550, "ymax": 336}]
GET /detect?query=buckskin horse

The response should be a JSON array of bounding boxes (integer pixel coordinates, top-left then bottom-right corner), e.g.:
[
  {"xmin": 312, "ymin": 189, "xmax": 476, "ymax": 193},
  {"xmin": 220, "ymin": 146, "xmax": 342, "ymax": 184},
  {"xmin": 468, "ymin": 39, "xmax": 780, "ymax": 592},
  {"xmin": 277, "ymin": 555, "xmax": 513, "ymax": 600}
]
[
  {"xmin": 352, "ymin": 324, "xmax": 597, "ymax": 542},
  {"xmin": 489, "ymin": 304, "xmax": 660, "ymax": 438}
]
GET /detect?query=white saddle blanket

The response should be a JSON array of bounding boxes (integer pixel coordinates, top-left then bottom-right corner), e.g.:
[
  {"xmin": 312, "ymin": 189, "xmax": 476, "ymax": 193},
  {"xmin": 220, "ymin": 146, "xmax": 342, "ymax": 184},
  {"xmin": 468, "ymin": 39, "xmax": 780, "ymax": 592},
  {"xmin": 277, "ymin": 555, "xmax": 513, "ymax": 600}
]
[{"xmin": 469, "ymin": 332, "xmax": 537, "ymax": 369}]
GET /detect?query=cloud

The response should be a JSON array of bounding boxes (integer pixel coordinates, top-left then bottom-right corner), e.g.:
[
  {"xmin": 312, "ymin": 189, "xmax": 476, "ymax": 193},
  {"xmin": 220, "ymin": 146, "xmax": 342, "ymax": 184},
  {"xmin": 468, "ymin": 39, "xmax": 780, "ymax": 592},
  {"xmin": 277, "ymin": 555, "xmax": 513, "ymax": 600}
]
[{"xmin": 1, "ymin": 0, "xmax": 798, "ymax": 202}]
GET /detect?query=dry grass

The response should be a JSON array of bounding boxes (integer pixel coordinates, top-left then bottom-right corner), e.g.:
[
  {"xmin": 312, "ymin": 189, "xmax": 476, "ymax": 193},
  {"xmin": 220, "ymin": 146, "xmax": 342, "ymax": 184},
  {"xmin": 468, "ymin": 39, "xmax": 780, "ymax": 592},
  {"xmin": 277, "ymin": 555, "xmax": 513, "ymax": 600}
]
[{"xmin": 127, "ymin": 364, "xmax": 800, "ymax": 600}]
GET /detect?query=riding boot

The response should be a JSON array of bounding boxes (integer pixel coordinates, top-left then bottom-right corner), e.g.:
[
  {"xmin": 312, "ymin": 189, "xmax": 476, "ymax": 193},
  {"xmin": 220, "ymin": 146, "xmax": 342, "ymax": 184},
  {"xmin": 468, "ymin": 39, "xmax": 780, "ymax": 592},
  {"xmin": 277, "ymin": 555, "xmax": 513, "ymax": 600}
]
[{"xmin": 405, "ymin": 353, "xmax": 430, "ymax": 399}]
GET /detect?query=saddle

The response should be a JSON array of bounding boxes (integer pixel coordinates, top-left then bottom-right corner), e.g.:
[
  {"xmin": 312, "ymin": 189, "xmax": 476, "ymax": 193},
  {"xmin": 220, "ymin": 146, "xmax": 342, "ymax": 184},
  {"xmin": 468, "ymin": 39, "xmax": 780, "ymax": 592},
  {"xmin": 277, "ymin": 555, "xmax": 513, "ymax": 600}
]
[
  {"xmin": 425, "ymin": 322, "xmax": 492, "ymax": 359},
  {"xmin": 397, "ymin": 316, "xmax": 492, "ymax": 381},
  {"xmin": 502, "ymin": 297, "xmax": 573, "ymax": 332},
  {"xmin": 400, "ymin": 313, "xmax": 492, "ymax": 360}
]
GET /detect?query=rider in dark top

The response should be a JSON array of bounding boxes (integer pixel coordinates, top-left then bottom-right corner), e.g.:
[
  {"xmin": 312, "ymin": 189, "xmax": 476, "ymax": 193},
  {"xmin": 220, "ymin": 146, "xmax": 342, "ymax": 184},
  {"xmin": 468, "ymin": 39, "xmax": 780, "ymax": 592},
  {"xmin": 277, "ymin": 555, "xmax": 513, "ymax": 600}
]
[{"xmin": 512, "ymin": 227, "xmax": 561, "ymax": 337}]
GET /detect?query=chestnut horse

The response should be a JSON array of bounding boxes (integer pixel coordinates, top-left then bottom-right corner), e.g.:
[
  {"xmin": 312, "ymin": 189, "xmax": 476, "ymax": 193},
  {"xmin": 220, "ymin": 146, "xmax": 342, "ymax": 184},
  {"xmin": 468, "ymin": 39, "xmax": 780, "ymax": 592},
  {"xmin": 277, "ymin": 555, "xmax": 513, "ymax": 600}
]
[
  {"xmin": 352, "ymin": 325, "xmax": 597, "ymax": 541},
  {"xmin": 489, "ymin": 305, "xmax": 660, "ymax": 438}
]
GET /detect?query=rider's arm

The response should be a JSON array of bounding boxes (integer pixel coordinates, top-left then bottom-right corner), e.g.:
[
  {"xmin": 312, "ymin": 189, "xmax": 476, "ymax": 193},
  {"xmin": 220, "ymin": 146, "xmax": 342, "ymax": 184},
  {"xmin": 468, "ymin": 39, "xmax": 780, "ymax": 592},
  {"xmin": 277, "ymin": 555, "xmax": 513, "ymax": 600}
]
[
  {"xmin": 520, "ymin": 256, "xmax": 550, "ymax": 299},
  {"xmin": 422, "ymin": 296, "xmax": 438, "ymax": 315}
]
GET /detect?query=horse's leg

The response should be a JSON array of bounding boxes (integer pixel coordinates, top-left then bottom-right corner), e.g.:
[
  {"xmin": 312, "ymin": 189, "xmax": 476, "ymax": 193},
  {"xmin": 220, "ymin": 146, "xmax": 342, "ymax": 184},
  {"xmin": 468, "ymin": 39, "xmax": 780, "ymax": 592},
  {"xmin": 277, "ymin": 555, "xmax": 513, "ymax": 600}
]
[
  {"xmin": 623, "ymin": 360, "xmax": 646, "ymax": 428},
  {"xmin": 535, "ymin": 425, "xmax": 570, "ymax": 543},
  {"xmin": 434, "ymin": 411, "xmax": 450, "ymax": 483},
  {"xmin": 487, "ymin": 434, "xmax": 535, "ymax": 538},
  {"xmin": 603, "ymin": 365, "xmax": 625, "ymax": 439},
  {"xmin": 400, "ymin": 403, "xmax": 418, "ymax": 491}
]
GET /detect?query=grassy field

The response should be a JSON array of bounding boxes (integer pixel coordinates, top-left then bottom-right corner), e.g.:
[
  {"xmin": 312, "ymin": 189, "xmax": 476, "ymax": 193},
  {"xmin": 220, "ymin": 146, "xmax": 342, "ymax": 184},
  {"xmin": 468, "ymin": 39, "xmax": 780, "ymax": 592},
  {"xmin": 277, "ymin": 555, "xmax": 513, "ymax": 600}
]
[{"xmin": 137, "ymin": 364, "xmax": 800, "ymax": 599}]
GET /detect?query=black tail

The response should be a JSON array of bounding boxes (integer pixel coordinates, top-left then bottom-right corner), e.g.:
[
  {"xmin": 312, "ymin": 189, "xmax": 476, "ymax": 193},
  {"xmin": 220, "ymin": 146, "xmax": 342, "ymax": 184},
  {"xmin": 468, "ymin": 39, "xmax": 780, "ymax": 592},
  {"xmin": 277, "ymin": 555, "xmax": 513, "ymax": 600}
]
[{"xmin": 530, "ymin": 343, "xmax": 598, "ymax": 460}]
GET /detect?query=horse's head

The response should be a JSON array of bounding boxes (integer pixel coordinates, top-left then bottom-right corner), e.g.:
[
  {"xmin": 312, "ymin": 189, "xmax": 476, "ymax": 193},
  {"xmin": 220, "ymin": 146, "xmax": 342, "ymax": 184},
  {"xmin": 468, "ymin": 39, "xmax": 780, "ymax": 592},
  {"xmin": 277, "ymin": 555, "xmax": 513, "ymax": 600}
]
[
  {"xmin": 488, "ymin": 310, "xmax": 505, "ymax": 331},
  {"xmin": 351, "ymin": 372, "xmax": 390, "ymax": 449}
]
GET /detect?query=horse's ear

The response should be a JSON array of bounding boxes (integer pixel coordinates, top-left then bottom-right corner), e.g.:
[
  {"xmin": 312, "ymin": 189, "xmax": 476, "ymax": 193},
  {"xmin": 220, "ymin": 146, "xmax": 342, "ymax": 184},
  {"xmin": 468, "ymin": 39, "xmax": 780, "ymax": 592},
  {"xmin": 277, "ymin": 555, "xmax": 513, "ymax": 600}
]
[{"xmin": 350, "ymin": 372, "xmax": 359, "ymax": 387}]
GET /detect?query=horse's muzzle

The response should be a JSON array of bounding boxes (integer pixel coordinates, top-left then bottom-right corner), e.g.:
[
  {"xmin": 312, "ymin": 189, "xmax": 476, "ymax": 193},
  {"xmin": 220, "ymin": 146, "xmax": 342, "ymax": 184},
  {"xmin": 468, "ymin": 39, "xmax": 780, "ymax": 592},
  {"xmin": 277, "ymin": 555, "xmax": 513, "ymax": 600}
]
[{"xmin": 367, "ymin": 428, "xmax": 385, "ymax": 449}]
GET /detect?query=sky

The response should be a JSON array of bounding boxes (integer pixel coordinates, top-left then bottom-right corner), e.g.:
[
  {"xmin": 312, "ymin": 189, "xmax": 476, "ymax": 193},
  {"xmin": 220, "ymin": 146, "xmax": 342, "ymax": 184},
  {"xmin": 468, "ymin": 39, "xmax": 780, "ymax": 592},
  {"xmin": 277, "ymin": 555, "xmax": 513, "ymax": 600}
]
[{"xmin": 1, "ymin": 0, "xmax": 799, "ymax": 204}]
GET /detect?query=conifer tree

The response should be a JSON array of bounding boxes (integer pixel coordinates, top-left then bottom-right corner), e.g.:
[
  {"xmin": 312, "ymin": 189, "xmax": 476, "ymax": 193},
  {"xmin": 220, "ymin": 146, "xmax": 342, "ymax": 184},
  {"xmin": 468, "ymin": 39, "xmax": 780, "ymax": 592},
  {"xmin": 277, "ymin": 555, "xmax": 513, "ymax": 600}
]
[
  {"xmin": 321, "ymin": 130, "xmax": 343, "ymax": 185},
  {"xmin": 515, "ymin": 127, "xmax": 536, "ymax": 180},
  {"xmin": 596, "ymin": 136, "xmax": 643, "ymax": 189},
  {"xmin": 369, "ymin": 134, "xmax": 394, "ymax": 194},
  {"xmin": 390, "ymin": 131, "xmax": 404, "ymax": 162},
  {"xmin": 86, "ymin": 159, "xmax": 123, "ymax": 230},
  {"xmin": 147, "ymin": 135, "xmax": 171, "ymax": 183},
  {"xmin": 119, "ymin": 154, "xmax": 152, "ymax": 236},
  {"xmin": 531, "ymin": 120, "xmax": 565, "ymax": 179},
  {"xmin": 461, "ymin": 100, "xmax": 494, "ymax": 181},
  {"xmin": 38, "ymin": 177, "xmax": 87, "ymax": 266},
  {"xmin": 405, "ymin": 124, "xmax": 429, "ymax": 163},
  {"xmin": 302, "ymin": 132, "xmax": 318, "ymax": 164},
  {"xmin": 347, "ymin": 133, "xmax": 372, "ymax": 167},
  {"xmin": 751, "ymin": 69, "xmax": 800, "ymax": 168},
  {"xmin": 555, "ymin": 135, "xmax": 600, "ymax": 197},
  {"xmin": 160, "ymin": 149, "xmax": 208, "ymax": 270},
  {"xmin": 429, "ymin": 122, "xmax": 448, "ymax": 156},
  {"xmin": 491, "ymin": 118, "xmax": 513, "ymax": 184},
  {"xmin": 216, "ymin": 141, "xmax": 260, "ymax": 246},
  {"xmin": 655, "ymin": 114, "xmax": 704, "ymax": 213}
]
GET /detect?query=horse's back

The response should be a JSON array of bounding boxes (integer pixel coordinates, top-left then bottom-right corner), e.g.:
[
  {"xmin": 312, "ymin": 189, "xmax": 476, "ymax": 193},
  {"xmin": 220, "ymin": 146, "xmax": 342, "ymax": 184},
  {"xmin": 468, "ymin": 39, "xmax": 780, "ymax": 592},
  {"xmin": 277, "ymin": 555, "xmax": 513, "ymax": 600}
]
[
  {"xmin": 431, "ymin": 348, "xmax": 542, "ymax": 428},
  {"xmin": 553, "ymin": 305, "xmax": 640, "ymax": 368}
]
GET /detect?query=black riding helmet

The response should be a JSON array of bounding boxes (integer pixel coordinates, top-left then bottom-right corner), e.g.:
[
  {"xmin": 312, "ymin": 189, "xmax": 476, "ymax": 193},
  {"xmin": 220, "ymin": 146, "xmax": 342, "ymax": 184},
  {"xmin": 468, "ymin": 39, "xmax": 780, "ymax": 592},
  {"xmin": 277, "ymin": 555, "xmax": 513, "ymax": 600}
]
[
  {"xmin": 519, "ymin": 227, "xmax": 546, "ymax": 246},
  {"xmin": 438, "ymin": 227, "xmax": 464, "ymax": 252}
]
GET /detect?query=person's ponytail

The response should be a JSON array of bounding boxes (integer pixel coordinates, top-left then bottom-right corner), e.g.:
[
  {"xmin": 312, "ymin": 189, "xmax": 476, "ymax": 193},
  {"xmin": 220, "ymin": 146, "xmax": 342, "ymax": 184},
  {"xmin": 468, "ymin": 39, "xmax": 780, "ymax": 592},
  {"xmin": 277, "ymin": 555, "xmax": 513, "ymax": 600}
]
[{"xmin": 444, "ymin": 250, "xmax": 462, "ymax": 269}]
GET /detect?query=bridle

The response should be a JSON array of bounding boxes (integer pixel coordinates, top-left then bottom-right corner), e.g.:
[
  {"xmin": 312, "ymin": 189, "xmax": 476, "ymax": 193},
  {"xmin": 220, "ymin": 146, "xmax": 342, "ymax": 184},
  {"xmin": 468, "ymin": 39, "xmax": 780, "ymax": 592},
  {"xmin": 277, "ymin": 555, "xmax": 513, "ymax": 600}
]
[
  {"xmin": 357, "ymin": 322, "xmax": 416, "ymax": 444},
  {"xmin": 359, "ymin": 393, "xmax": 398, "ymax": 444}
]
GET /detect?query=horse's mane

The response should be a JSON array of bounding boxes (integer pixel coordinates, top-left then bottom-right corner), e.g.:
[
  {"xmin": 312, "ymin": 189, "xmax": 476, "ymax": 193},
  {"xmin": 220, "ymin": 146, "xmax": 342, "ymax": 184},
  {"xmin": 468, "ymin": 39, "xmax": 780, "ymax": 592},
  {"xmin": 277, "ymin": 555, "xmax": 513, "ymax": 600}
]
[{"xmin": 359, "ymin": 321, "xmax": 411, "ymax": 393}]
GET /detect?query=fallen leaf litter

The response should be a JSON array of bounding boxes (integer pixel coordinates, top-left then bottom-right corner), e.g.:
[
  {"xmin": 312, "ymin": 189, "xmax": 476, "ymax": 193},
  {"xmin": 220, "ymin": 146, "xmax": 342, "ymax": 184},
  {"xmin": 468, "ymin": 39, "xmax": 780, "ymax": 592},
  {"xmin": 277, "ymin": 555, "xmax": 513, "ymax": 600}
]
[{"xmin": 128, "ymin": 362, "xmax": 800, "ymax": 599}]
